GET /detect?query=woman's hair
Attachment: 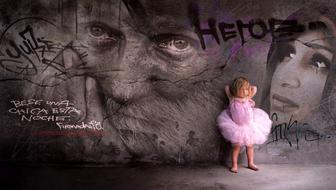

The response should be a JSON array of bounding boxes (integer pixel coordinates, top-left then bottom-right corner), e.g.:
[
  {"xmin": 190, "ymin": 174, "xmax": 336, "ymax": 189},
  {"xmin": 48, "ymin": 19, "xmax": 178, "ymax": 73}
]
[
  {"xmin": 261, "ymin": 3, "xmax": 336, "ymax": 117},
  {"xmin": 230, "ymin": 76, "xmax": 250, "ymax": 97}
]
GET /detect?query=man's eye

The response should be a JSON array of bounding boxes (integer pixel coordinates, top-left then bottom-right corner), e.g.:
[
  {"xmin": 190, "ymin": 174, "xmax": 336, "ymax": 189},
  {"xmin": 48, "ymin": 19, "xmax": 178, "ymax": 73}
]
[
  {"xmin": 174, "ymin": 40, "xmax": 188, "ymax": 49},
  {"xmin": 90, "ymin": 26, "xmax": 106, "ymax": 37},
  {"xmin": 158, "ymin": 39, "xmax": 192, "ymax": 52},
  {"xmin": 86, "ymin": 22, "xmax": 123, "ymax": 40},
  {"xmin": 150, "ymin": 34, "xmax": 198, "ymax": 61},
  {"xmin": 151, "ymin": 34, "xmax": 197, "ymax": 54},
  {"xmin": 88, "ymin": 25, "xmax": 110, "ymax": 39},
  {"xmin": 84, "ymin": 22, "xmax": 124, "ymax": 51}
]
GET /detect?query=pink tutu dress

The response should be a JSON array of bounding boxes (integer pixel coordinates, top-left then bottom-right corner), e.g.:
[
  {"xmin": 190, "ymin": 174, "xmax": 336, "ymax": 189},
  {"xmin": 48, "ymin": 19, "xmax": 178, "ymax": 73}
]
[{"xmin": 217, "ymin": 98, "xmax": 272, "ymax": 145}]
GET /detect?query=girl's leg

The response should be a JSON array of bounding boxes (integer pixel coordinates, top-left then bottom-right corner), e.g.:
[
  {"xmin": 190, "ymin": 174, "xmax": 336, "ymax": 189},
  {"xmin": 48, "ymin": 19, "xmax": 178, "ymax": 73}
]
[
  {"xmin": 246, "ymin": 145, "xmax": 259, "ymax": 171},
  {"xmin": 231, "ymin": 144, "xmax": 240, "ymax": 173}
]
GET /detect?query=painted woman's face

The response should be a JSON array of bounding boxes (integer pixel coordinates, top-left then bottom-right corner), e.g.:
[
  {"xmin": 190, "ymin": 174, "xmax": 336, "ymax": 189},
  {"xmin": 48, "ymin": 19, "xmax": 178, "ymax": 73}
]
[{"xmin": 270, "ymin": 31, "xmax": 333, "ymax": 123}]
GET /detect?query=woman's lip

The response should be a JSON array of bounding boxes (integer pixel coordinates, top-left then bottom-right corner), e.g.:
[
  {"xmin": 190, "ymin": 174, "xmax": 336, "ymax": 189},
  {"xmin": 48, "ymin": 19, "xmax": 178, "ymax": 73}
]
[{"xmin": 272, "ymin": 94, "xmax": 300, "ymax": 108}]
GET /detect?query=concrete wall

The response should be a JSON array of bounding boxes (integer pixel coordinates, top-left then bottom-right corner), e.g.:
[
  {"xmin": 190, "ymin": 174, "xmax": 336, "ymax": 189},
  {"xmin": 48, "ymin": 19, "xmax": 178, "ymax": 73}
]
[{"xmin": 1, "ymin": 0, "xmax": 336, "ymax": 165}]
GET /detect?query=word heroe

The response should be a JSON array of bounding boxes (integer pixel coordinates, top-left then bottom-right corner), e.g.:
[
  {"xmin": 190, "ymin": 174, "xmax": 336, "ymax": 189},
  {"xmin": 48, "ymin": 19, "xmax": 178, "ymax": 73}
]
[{"xmin": 195, "ymin": 18, "xmax": 327, "ymax": 49}]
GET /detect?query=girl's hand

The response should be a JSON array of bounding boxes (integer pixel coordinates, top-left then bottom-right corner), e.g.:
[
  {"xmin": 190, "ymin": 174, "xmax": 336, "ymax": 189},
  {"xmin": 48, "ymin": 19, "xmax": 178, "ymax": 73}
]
[
  {"xmin": 225, "ymin": 85, "xmax": 233, "ymax": 101},
  {"xmin": 249, "ymin": 86, "xmax": 257, "ymax": 98},
  {"xmin": 249, "ymin": 99, "xmax": 255, "ymax": 107}
]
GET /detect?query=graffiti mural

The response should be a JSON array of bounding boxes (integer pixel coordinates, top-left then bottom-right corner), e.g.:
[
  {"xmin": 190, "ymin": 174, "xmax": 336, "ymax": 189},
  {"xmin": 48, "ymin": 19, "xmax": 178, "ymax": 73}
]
[{"xmin": 0, "ymin": 0, "xmax": 336, "ymax": 164}]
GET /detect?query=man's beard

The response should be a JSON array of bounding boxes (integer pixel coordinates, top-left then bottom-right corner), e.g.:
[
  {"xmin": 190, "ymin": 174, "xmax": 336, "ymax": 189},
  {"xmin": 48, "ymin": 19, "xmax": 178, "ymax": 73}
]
[
  {"xmin": 21, "ymin": 73, "xmax": 227, "ymax": 164},
  {"xmin": 102, "ymin": 85, "xmax": 224, "ymax": 163}
]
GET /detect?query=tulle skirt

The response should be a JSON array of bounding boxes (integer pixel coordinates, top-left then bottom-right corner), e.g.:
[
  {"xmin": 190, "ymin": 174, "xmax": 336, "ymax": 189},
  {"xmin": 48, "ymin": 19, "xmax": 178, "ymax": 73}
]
[{"xmin": 217, "ymin": 108, "xmax": 272, "ymax": 145}]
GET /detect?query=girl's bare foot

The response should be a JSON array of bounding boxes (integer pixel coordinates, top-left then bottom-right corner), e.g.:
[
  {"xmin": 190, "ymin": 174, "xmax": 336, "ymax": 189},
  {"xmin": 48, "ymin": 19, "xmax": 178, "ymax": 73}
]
[
  {"xmin": 247, "ymin": 164, "xmax": 259, "ymax": 171},
  {"xmin": 230, "ymin": 166, "xmax": 238, "ymax": 173}
]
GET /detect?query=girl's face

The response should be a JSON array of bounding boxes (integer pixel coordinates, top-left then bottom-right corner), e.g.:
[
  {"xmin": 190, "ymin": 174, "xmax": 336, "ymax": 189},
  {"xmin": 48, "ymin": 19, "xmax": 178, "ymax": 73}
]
[
  {"xmin": 270, "ymin": 31, "xmax": 333, "ymax": 123},
  {"xmin": 238, "ymin": 83, "xmax": 250, "ymax": 98}
]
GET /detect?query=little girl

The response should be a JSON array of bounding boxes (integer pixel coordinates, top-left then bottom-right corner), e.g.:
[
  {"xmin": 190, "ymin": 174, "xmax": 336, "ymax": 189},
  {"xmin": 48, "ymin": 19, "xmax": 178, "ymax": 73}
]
[{"xmin": 217, "ymin": 77, "xmax": 272, "ymax": 173}]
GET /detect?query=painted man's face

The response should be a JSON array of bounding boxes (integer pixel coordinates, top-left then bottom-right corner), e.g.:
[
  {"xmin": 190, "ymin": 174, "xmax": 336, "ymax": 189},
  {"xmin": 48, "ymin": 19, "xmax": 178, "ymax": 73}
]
[
  {"xmin": 77, "ymin": 0, "xmax": 206, "ymax": 102},
  {"xmin": 270, "ymin": 31, "xmax": 333, "ymax": 123},
  {"xmin": 65, "ymin": 0, "xmax": 224, "ymax": 162}
]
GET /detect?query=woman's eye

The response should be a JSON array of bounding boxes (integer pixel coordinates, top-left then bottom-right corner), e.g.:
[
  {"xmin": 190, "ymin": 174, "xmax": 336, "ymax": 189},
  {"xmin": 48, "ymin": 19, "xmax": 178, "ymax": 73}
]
[
  {"xmin": 282, "ymin": 50, "xmax": 296, "ymax": 63},
  {"xmin": 314, "ymin": 61, "xmax": 327, "ymax": 68},
  {"xmin": 283, "ymin": 53, "xmax": 295, "ymax": 62},
  {"xmin": 277, "ymin": 43, "xmax": 296, "ymax": 63},
  {"xmin": 310, "ymin": 54, "xmax": 331, "ymax": 69}
]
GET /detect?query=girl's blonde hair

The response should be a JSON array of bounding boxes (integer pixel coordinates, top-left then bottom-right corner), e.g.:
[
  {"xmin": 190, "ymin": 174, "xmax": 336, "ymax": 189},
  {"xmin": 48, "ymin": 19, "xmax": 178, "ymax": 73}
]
[{"xmin": 230, "ymin": 77, "xmax": 250, "ymax": 97}]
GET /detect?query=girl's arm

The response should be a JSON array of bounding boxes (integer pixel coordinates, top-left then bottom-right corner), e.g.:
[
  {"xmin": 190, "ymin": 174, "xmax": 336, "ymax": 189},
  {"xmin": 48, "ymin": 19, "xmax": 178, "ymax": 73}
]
[
  {"xmin": 225, "ymin": 85, "xmax": 233, "ymax": 101},
  {"xmin": 249, "ymin": 86, "xmax": 257, "ymax": 98}
]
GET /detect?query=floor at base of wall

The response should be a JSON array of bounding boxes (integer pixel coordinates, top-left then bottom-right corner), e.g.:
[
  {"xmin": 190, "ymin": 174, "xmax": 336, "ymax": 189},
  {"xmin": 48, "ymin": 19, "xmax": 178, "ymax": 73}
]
[{"xmin": 1, "ymin": 164, "xmax": 335, "ymax": 190}]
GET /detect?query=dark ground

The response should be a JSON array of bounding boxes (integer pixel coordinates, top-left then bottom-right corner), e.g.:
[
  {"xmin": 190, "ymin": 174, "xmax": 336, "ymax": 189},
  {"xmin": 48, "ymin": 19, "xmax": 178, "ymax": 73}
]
[{"xmin": 1, "ymin": 163, "xmax": 336, "ymax": 190}]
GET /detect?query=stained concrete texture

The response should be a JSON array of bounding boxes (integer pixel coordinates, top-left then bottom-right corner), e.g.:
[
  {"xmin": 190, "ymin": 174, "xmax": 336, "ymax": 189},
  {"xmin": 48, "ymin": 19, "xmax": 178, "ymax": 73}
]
[{"xmin": 1, "ymin": 164, "xmax": 336, "ymax": 190}]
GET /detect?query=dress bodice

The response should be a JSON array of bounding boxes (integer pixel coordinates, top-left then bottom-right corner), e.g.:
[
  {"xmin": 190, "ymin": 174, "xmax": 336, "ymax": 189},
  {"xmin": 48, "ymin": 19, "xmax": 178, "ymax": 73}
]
[{"xmin": 229, "ymin": 98, "xmax": 253, "ymax": 125}]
